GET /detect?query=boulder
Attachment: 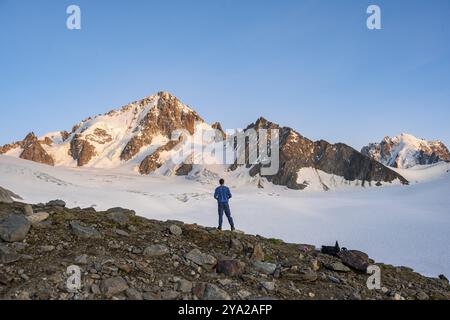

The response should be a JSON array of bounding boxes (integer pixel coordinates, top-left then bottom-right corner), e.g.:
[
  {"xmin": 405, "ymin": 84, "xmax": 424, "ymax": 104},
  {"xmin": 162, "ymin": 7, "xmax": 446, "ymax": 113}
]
[
  {"xmin": 229, "ymin": 238, "xmax": 243, "ymax": 251},
  {"xmin": 185, "ymin": 249, "xmax": 217, "ymax": 269},
  {"xmin": 216, "ymin": 259, "xmax": 246, "ymax": 277},
  {"xmin": 327, "ymin": 262, "xmax": 351, "ymax": 273},
  {"xmin": 106, "ymin": 211, "xmax": 130, "ymax": 226},
  {"xmin": 23, "ymin": 204, "xmax": 33, "ymax": 216},
  {"xmin": 27, "ymin": 212, "xmax": 49, "ymax": 225},
  {"xmin": 0, "ymin": 245, "xmax": 21, "ymax": 264},
  {"xmin": 203, "ymin": 284, "xmax": 231, "ymax": 300},
  {"xmin": 338, "ymin": 250, "xmax": 370, "ymax": 272},
  {"xmin": 126, "ymin": 288, "xmax": 143, "ymax": 300},
  {"xmin": 169, "ymin": 225, "xmax": 183, "ymax": 236},
  {"xmin": 251, "ymin": 243, "xmax": 265, "ymax": 261},
  {"xmin": 252, "ymin": 261, "xmax": 277, "ymax": 275},
  {"xmin": 69, "ymin": 221, "xmax": 102, "ymax": 239},
  {"xmin": 0, "ymin": 186, "xmax": 23, "ymax": 204},
  {"xmin": 47, "ymin": 200, "xmax": 66, "ymax": 207},
  {"xmin": 0, "ymin": 214, "xmax": 31, "ymax": 242},
  {"xmin": 143, "ymin": 244, "xmax": 169, "ymax": 257},
  {"xmin": 283, "ymin": 270, "xmax": 318, "ymax": 282},
  {"xmin": 100, "ymin": 277, "xmax": 129, "ymax": 298},
  {"xmin": 175, "ymin": 279, "xmax": 193, "ymax": 293}
]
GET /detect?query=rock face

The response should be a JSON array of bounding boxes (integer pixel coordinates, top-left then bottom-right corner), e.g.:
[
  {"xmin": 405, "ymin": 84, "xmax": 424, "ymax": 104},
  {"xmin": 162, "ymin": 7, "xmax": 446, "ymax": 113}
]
[
  {"xmin": 230, "ymin": 118, "xmax": 409, "ymax": 190},
  {"xmin": 0, "ymin": 186, "xmax": 22, "ymax": 204},
  {"xmin": 121, "ymin": 91, "xmax": 203, "ymax": 162},
  {"xmin": 361, "ymin": 134, "xmax": 450, "ymax": 169},
  {"xmin": 139, "ymin": 140, "xmax": 181, "ymax": 175},
  {"xmin": 19, "ymin": 133, "xmax": 54, "ymax": 166},
  {"xmin": 69, "ymin": 134, "xmax": 97, "ymax": 166}
]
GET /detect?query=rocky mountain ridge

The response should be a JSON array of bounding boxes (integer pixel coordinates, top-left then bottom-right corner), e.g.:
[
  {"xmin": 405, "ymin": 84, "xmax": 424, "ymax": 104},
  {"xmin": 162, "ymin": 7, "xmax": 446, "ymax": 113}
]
[
  {"xmin": 0, "ymin": 198, "xmax": 449, "ymax": 300},
  {"xmin": 361, "ymin": 134, "xmax": 450, "ymax": 169},
  {"xmin": 1, "ymin": 91, "xmax": 409, "ymax": 189}
]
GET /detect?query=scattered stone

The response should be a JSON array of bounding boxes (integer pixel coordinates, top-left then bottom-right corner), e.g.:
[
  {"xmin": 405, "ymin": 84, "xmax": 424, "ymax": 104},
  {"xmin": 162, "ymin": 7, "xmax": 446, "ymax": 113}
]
[
  {"xmin": 106, "ymin": 211, "xmax": 130, "ymax": 226},
  {"xmin": 75, "ymin": 254, "xmax": 88, "ymax": 265},
  {"xmin": 416, "ymin": 292, "xmax": 429, "ymax": 300},
  {"xmin": 185, "ymin": 249, "xmax": 217, "ymax": 269},
  {"xmin": 143, "ymin": 244, "xmax": 169, "ymax": 257},
  {"xmin": 192, "ymin": 282, "xmax": 207, "ymax": 299},
  {"xmin": 328, "ymin": 275, "xmax": 341, "ymax": 284},
  {"xmin": 70, "ymin": 221, "xmax": 102, "ymax": 239},
  {"xmin": 161, "ymin": 290, "xmax": 179, "ymax": 300},
  {"xmin": 176, "ymin": 279, "xmax": 193, "ymax": 293},
  {"xmin": 251, "ymin": 243, "xmax": 264, "ymax": 261},
  {"xmin": 0, "ymin": 245, "xmax": 21, "ymax": 264},
  {"xmin": 143, "ymin": 292, "xmax": 160, "ymax": 300},
  {"xmin": 114, "ymin": 229, "xmax": 130, "ymax": 237},
  {"xmin": 327, "ymin": 262, "xmax": 351, "ymax": 273},
  {"xmin": 47, "ymin": 200, "xmax": 66, "ymax": 207},
  {"xmin": 284, "ymin": 270, "xmax": 318, "ymax": 282},
  {"xmin": 261, "ymin": 281, "xmax": 275, "ymax": 291},
  {"xmin": 238, "ymin": 290, "xmax": 252, "ymax": 299},
  {"xmin": 106, "ymin": 207, "xmax": 136, "ymax": 216},
  {"xmin": 203, "ymin": 284, "xmax": 231, "ymax": 300},
  {"xmin": 23, "ymin": 204, "xmax": 33, "ymax": 216},
  {"xmin": 169, "ymin": 225, "xmax": 183, "ymax": 236},
  {"xmin": 252, "ymin": 261, "xmax": 277, "ymax": 275},
  {"xmin": 311, "ymin": 259, "xmax": 321, "ymax": 271},
  {"xmin": 216, "ymin": 259, "xmax": 246, "ymax": 277},
  {"xmin": 338, "ymin": 250, "xmax": 370, "ymax": 272},
  {"xmin": 126, "ymin": 288, "xmax": 143, "ymax": 300},
  {"xmin": 27, "ymin": 212, "xmax": 49, "ymax": 225},
  {"xmin": 39, "ymin": 245, "xmax": 55, "ymax": 252},
  {"xmin": 217, "ymin": 279, "xmax": 233, "ymax": 286},
  {"xmin": 0, "ymin": 214, "xmax": 31, "ymax": 242},
  {"xmin": 229, "ymin": 238, "xmax": 243, "ymax": 251},
  {"xmin": 100, "ymin": 277, "xmax": 129, "ymax": 298},
  {"xmin": 393, "ymin": 293, "xmax": 405, "ymax": 301},
  {"xmin": 91, "ymin": 284, "xmax": 101, "ymax": 295}
]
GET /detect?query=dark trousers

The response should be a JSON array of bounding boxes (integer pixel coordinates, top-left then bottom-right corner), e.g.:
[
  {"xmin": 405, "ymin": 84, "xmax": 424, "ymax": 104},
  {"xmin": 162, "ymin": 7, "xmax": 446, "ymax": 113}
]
[{"xmin": 218, "ymin": 202, "xmax": 234, "ymax": 228}]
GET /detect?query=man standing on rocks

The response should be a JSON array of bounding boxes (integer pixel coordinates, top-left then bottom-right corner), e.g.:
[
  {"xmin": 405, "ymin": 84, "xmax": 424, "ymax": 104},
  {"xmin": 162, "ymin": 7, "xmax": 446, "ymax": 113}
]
[{"xmin": 214, "ymin": 179, "xmax": 235, "ymax": 231}]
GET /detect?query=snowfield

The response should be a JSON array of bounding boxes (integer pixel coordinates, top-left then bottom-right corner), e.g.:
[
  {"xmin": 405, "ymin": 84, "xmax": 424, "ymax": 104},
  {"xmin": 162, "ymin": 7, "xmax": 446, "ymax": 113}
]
[{"xmin": 1, "ymin": 155, "xmax": 449, "ymax": 278}]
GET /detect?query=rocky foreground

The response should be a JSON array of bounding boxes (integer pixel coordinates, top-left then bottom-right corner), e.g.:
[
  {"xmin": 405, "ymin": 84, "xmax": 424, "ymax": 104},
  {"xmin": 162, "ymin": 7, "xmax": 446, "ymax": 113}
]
[{"xmin": 0, "ymin": 200, "xmax": 449, "ymax": 300}]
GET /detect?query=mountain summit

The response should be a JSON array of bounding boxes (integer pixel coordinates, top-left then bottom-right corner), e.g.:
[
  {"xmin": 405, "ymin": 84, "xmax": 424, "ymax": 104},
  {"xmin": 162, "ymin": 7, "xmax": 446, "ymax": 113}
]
[
  {"xmin": 0, "ymin": 92, "xmax": 409, "ymax": 190},
  {"xmin": 361, "ymin": 134, "xmax": 450, "ymax": 169}
]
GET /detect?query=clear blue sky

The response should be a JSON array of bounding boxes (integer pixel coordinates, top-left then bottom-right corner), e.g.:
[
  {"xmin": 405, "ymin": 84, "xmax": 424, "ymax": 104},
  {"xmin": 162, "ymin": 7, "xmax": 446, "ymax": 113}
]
[{"xmin": 1, "ymin": 0, "xmax": 449, "ymax": 149}]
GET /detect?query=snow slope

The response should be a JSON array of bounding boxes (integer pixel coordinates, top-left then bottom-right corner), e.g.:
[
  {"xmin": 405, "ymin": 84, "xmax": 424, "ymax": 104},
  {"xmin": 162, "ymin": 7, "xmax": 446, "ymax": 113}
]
[{"xmin": 1, "ymin": 155, "xmax": 449, "ymax": 278}]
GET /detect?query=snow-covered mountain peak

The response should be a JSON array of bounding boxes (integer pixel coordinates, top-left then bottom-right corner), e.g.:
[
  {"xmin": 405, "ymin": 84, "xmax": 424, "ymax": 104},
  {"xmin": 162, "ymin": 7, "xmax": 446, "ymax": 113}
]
[
  {"xmin": 0, "ymin": 91, "xmax": 206, "ymax": 169},
  {"xmin": 362, "ymin": 133, "xmax": 450, "ymax": 169}
]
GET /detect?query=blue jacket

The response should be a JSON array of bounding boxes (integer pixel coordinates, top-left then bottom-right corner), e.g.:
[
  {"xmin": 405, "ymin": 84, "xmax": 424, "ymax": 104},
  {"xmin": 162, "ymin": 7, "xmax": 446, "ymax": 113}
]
[{"xmin": 214, "ymin": 186, "xmax": 232, "ymax": 203}]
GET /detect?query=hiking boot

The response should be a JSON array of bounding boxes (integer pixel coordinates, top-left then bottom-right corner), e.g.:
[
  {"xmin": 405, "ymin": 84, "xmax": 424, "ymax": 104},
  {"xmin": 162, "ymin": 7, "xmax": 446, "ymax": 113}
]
[
  {"xmin": 231, "ymin": 226, "xmax": 236, "ymax": 231},
  {"xmin": 217, "ymin": 227, "xmax": 222, "ymax": 231}
]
